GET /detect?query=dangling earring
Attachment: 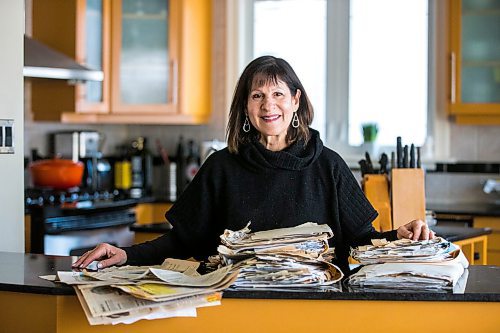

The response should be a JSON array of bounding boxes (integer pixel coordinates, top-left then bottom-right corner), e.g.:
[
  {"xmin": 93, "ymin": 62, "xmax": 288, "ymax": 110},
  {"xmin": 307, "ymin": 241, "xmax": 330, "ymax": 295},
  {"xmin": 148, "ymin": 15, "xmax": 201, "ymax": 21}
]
[
  {"xmin": 243, "ymin": 115, "xmax": 251, "ymax": 133},
  {"xmin": 292, "ymin": 112, "xmax": 299, "ymax": 128}
]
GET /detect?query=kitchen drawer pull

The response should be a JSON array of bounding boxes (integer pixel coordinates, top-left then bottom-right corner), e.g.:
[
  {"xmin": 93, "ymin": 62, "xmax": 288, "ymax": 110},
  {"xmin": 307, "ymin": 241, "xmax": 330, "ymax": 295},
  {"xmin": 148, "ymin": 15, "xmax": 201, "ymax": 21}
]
[
  {"xmin": 450, "ymin": 52, "xmax": 456, "ymax": 104},
  {"xmin": 169, "ymin": 60, "xmax": 178, "ymax": 104}
]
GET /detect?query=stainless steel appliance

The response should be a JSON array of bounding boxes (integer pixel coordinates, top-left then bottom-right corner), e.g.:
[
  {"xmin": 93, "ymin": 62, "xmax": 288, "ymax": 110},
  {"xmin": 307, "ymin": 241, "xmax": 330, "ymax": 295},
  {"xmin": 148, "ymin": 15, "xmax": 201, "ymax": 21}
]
[
  {"xmin": 81, "ymin": 157, "xmax": 113, "ymax": 192},
  {"xmin": 23, "ymin": 35, "xmax": 104, "ymax": 81},
  {"xmin": 50, "ymin": 131, "xmax": 103, "ymax": 161},
  {"xmin": 26, "ymin": 188, "xmax": 136, "ymax": 256},
  {"xmin": 50, "ymin": 131, "xmax": 113, "ymax": 192}
]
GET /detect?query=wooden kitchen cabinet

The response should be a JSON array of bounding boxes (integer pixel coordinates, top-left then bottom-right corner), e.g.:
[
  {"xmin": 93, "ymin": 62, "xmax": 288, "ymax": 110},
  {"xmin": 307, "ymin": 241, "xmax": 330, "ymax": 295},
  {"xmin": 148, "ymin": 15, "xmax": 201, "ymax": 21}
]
[
  {"xmin": 24, "ymin": 214, "xmax": 31, "ymax": 253},
  {"xmin": 31, "ymin": 0, "xmax": 211, "ymax": 124},
  {"xmin": 454, "ymin": 235, "xmax": 488, "ymax": 265},
  {"xmin": 448, "ymin": 0, "xmax": 500, "ymax": 124},
  {"xmin": 473, "ymin": 216, "xmax": 500, "ymax": 265},
  {"xmin": 135, "ymin": 202, "xmax": 173, "ymax": 225},
  {"xmin": 133, "ymin": 202, "xmax": 173, "ymax": 244}
]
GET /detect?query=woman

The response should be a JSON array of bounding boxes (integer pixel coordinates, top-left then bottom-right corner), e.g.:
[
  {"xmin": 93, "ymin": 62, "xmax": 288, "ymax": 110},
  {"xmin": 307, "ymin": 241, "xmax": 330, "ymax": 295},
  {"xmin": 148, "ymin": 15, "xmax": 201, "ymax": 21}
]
[{"xmin": 74, "ymin": 56, "xmax": 433, "ymax": 274}]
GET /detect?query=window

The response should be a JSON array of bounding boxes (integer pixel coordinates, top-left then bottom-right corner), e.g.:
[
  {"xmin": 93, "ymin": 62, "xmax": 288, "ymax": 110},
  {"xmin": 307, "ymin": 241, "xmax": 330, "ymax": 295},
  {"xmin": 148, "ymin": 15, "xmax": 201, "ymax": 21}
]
[
  {"xmin": 348, "ymin": 0, "xmax": 428, "ymax": 147},
  {"xmin": 239, "ymin": 0, "xmax": 434, "ymax": 157},
  {"xmin": 253, "ymin": 0, "xmax": 327, "ymax": 136}
]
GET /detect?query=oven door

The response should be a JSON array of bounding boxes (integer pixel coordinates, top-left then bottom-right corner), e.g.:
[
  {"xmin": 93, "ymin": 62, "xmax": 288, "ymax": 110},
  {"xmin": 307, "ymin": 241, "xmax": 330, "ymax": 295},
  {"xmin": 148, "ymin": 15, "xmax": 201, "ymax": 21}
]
[{"xmin": 29, "ymin": 201, "xmax": 137, "ymax": 256}]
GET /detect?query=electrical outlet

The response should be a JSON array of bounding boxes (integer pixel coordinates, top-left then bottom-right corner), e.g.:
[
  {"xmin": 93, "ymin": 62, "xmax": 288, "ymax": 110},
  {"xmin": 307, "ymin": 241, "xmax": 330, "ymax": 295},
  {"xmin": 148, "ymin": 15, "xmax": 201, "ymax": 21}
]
[{"xmin": 0, "ymin": 119, "xmax": 14, "ymax": 154}]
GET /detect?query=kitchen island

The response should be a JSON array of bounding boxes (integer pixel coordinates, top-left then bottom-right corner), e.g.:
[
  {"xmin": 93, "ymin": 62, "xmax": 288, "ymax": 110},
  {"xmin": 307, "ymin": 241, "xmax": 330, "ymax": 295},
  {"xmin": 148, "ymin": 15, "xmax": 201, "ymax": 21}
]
[{"xmin": 1, "ymin": 252, "xmax": 499, "ymax": 333}]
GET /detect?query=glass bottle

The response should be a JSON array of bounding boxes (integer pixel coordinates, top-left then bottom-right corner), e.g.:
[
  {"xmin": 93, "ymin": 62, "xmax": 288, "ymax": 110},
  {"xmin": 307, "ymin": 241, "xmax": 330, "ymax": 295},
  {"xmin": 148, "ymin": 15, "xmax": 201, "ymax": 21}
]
[
  {"xmin": 185, "ymin": 140, "xmax": 200, "ymax": 183},
  {"xmin": 175, "ymin": 136, "xmax": 186, "ymax": 198}
]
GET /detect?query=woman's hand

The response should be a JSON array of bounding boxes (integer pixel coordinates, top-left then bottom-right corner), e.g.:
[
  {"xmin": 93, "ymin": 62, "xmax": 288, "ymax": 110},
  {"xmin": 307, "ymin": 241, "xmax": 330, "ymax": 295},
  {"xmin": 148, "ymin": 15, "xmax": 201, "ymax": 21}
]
[
  {"xmin": 396, "ymin": 219, "xmax": 435, "ymax": 241},
  {"xmin": 71, "ymin": 243, "xmax": 127, "ymax": 269}
]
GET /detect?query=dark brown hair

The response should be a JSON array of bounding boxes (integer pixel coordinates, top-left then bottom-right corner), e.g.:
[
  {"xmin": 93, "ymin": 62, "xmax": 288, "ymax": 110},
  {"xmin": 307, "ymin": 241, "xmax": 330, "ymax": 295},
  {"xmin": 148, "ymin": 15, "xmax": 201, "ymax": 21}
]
[{"xmin": 226, "ymin": 56, "xmax": 314, "ymax": 153}]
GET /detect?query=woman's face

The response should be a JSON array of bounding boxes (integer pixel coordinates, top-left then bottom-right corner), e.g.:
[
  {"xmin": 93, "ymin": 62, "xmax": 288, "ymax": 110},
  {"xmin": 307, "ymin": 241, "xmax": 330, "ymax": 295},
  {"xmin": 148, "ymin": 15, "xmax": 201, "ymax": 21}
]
[{"xmin": 246, "ymin": 78, "xmax": 301, "ymax": 150}]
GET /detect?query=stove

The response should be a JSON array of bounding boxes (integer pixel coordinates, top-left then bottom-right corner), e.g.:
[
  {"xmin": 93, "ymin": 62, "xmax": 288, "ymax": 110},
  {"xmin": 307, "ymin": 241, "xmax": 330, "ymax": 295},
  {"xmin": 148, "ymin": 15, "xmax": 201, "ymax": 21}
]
[
  {"xmin": 26, "ymin": 187, "xmax": 137, "ymax": 256},
  {"xmin": 25, "ymin": 187, "xmax": 124, "ymax": 208}
]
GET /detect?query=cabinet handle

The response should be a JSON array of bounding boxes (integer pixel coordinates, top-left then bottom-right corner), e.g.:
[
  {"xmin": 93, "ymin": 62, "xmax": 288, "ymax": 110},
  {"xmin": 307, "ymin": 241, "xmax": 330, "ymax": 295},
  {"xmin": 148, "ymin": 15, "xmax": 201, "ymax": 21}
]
[
  {"xmin": 169, "ymin": 60, "xmax": 178, "ymax": 104},
  {"xmin": 450, "ymin": 52, "xmax": 456, "ymax": 104}
]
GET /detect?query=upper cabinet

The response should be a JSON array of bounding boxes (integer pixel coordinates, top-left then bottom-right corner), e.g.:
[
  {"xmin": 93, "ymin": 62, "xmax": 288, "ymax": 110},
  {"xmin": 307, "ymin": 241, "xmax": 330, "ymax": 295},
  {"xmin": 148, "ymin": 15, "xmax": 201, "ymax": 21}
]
[
  {"xmin": 30, "ymin": 0, "xmax": 211, "ymax": 124},
  {"xmin": 448, "ymin": 0, "xmax": 500, "ymax": 124}
]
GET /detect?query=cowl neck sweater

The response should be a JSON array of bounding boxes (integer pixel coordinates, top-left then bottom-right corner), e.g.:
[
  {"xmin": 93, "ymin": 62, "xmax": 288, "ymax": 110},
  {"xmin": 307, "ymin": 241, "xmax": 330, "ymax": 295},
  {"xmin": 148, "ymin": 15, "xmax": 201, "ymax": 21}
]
[{"xmin": 237, "ymin": 128, "xmax": 323, "ymax": 172}]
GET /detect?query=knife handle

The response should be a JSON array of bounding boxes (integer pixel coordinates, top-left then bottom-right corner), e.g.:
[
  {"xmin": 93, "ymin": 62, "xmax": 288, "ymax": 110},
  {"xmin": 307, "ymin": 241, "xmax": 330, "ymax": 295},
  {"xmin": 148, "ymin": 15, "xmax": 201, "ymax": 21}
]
[
  {"xmin": 365, "ymin": 152, "xmax": 374, "ymax": 174},
  {"xmin": 403, "ymin": 145, "xmax": 409, "ymax": 168},
  {"xmin": 358, "ymin": 159, "xmax": 368, "ymax": 177},
  {"xmin": 396, "ymin": 137, "xmax": 402, "ymax": 168},
  {"xmin": 416, "ymin": 146, "xmax": 421, "ymax": 168},
  {"xmin": 379, "ymin": 153, "xmax": 388, "ymax": 174},
  {"xmin": 409, "ymin": 144, "xmax": 415, "ymax": 168}
]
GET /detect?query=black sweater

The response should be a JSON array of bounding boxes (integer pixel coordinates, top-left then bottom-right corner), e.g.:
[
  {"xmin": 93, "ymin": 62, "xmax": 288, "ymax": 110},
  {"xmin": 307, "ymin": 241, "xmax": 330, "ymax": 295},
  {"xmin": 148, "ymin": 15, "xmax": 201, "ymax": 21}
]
[{"xmin": 124, "ymin": 129, "xmax": 397, "ymax": 274}]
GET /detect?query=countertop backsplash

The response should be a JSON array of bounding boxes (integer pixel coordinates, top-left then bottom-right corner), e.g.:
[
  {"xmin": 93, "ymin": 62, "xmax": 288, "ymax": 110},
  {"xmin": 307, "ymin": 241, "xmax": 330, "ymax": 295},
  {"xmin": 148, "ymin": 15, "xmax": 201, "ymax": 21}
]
[{"xmin": 425, "ymin": 172, "xmax": 499, "ymax": 205}]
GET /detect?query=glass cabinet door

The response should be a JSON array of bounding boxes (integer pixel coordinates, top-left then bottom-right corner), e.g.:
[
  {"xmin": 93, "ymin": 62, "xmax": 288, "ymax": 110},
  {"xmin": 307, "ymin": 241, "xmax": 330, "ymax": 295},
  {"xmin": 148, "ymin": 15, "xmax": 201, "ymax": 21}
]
[
  {"xmin": 460, "ymin": 0, "xmax": 500, "ymax": 104},
  {"xmin": 112, "ymin": 0, "xmax": 177, "ymax": 113},
  {"xmin": 77, "ymin": 0, "xmax": 110, "ymax": 113},
  {"xmin": 84, "ymin": 0, "xmax": 104, "ymax": 103}
]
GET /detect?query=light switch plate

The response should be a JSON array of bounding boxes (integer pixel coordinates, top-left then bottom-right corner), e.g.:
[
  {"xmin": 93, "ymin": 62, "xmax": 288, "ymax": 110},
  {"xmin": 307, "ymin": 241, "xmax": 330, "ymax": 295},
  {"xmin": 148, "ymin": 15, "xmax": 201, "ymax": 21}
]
[{"xmin": 0, "ymin": 119, "xmax": 14, "ymax": 154}]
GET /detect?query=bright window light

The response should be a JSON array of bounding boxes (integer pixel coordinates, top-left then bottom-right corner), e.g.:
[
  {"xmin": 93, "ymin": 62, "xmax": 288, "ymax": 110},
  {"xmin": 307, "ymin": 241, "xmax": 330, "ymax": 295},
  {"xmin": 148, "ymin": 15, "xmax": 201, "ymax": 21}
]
[
  {"xmin": 349, "ymin": 0, "xmax": 429, "ymax": 146},
  {"xmin": 253, "ymin": 0, "xmax": 327, "ymax": 135},
  {"xmin": 250, "ymin": 0, "xmax": 429, "ymax": 150}
]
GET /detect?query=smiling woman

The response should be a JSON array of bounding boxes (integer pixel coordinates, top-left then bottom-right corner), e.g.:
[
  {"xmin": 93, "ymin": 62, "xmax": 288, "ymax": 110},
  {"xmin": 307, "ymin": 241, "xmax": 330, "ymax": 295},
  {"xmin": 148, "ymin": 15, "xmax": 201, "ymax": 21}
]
[
  {"xmin": 246, "ymin": 78, "xmax": 300, "ymax": 151},
  {"xmin": 226, "ymin": 56, "xmax": 313, "ymax": 153},
  {"xmin": 73, "ymin": 54, "xmax": 433, "ymax": 276}
]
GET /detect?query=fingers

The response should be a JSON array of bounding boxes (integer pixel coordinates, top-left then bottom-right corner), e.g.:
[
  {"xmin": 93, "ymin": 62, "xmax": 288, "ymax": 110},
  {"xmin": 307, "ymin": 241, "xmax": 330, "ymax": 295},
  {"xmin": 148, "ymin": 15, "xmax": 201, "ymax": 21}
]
[
  {"xmin": 397, "ymin": 225, "xmax": 413, "ymax": 240},
  {"xmin": 72, "ymin": 250, "xmax": 94, "ymax": 268},
  {"xmin": 72, "ymin": 246, "xmax": 103, "ymax": 269},
  {"xmin": 420, "ymin": 223, "xmax": 430, "ymax": 240},
  {"xmin": 397, "ymin": 219, "xmax": 433, "ymax": 241},
  {"xmin": 410, "ymin": 220, "xmax": 429, "ymax": 240},
  {"xmin": 97, "ymin": 248, "xmax": 127, "ymax": 269},
  {"xmin": 424, "ymin": 223, "xmax": 432, "ymax": 240},
  {"xmin": 71, "ymin": 243, "xmax": 120, "ymax": 269}
]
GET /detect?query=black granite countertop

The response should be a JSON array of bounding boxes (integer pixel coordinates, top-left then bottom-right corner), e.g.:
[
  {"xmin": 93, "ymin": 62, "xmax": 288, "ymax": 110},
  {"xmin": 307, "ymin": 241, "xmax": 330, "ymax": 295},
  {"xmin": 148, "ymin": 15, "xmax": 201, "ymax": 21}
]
[
  {"xmin": 129, "ymin": 224, "xmax": 492, "ymax": 243},
  {"xmin": 430, "ymin": 226, "xmax": 492, "ymax": 242},
  {"xmin": 1, "ymin": 252, "xmax": 499, "ymax": 302},
  {"xmin": 427, "ymin": 202, "xmax": 500, "ymax": 217}
]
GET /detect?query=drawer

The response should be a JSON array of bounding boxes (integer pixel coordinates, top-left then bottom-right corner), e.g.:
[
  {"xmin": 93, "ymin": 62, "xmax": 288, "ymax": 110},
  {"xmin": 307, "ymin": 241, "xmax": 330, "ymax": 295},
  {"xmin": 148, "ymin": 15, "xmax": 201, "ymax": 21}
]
[
  {"xmin": 487, "ymin": 231, "xmax": 500, "ymax": 251},
  {"xmin": 474, "ymin": 216, "xmax": 500, "ymax": 231},
  {"xmin": 488, "ymin": 231, "xmax": 500, "ymax": 251},
  {"xmin": 135, "ymin": 203, "xmax": 173, "ymax": 225},
  {"xmin": 487, "ymin": 250, "xmax": 500, "ymax": 266},
  {"xmin": 473, "ymin": 216, "xmax": 500, "ymax": 251}
]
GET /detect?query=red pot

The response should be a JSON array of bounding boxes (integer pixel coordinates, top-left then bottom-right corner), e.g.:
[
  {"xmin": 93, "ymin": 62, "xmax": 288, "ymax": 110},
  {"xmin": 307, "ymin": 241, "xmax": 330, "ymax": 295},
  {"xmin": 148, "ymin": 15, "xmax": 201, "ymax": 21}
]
[{"xmin": 29, "ymin": 158, "xmax": 84, "ymax": 189}]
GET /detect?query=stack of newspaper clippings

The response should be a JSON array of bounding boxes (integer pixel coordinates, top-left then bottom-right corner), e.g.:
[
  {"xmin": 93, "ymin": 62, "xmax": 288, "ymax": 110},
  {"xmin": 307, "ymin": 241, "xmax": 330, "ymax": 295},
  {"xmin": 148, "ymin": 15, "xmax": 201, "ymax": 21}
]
[
  {"xmin": 214, "ymin": 222, "xmax": 344, "ymax": 291},
  {"xmin": 348, "ymin": 237, "xmax": 469, "ymax": 292},
  {"xmin": 52, "ymin": 258, "xmax": 238, "ymax": 325}
]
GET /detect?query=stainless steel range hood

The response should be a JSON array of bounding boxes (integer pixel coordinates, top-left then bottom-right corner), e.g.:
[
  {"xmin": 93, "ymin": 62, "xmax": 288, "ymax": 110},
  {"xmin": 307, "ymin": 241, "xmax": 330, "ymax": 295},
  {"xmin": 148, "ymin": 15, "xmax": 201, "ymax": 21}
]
[{"xmin": 23, "ymin": 35, "xmax": 103, "ymax": 82}]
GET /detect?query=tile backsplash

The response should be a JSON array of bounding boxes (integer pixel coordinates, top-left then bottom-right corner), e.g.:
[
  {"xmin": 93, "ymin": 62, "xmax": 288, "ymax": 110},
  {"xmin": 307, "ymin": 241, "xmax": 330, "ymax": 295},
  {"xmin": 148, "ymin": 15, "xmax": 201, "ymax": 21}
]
[
  {"xmin": 425, "ymin": 172, "xmax": 499, "ymax": 205},
  {"xmin": 449, "ymin": 123, "xmax": 500, "ymax": 161}
]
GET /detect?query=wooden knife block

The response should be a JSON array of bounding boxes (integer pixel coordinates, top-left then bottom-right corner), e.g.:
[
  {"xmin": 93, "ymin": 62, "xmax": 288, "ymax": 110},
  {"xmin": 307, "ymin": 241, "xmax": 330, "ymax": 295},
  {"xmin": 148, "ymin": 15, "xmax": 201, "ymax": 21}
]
[
  {"xmin": 362, "ymin": 174, "xmax": 392, "ymax": 232},
  {"xmin": 363, "ymin": 169, "xmax": 426, "ymax": 231},
  {"xmin": 390, "ymin": 168, "xmax": 426, "ymax": 229}
]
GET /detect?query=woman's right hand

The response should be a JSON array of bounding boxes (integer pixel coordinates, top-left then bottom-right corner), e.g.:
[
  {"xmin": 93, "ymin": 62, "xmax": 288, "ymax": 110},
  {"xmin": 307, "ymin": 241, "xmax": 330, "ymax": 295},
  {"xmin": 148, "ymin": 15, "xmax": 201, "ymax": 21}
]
[{"xmin": 71, "ymin": 243, "xmax": 127, "ymax": 269}]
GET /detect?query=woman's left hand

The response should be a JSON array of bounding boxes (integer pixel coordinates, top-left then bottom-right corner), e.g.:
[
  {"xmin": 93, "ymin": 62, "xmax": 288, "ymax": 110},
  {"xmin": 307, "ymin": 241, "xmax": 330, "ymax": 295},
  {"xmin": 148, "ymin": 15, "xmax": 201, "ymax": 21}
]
[{"xmin": 396, "ymin": 219, "xmax": 435, "ymax": 241}]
